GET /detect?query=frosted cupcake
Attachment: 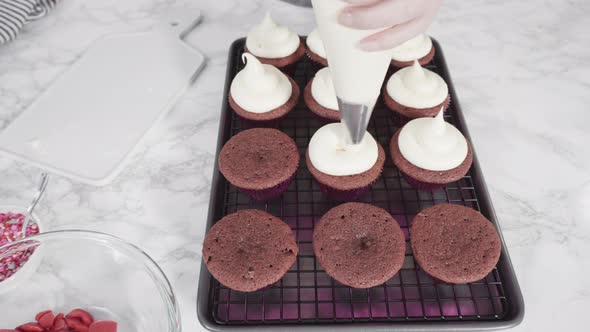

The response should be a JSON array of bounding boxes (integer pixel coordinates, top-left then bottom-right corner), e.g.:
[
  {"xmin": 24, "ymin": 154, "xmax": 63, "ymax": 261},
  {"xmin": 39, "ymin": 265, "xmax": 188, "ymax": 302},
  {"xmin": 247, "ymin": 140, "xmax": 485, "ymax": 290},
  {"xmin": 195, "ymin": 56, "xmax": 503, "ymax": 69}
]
[
  {"xmin": 390, "ymin": 33, "xmax": 435, "ymax": 68},
  {"xmin": 305, "ymin": 28, "xmax": 328, "ymax": 68},
  {"xmin": 229, "ymin": 53, "xmax": 300, "ymax": 127},
  {"xmin": 306, "ymin": 123, "xmax": 385, "ymax": 201},
  {"xmin": 245, "ymin": 13, "xmax": 305, "ymax": 74},
  {"xmin": 390, "ymin": 110, "xmax": 473, "ymax": 191},
  {"xmin": 303, "ymin": 67, "xmax": 339, "ymax": 122},
  {"xmin": 383, "ymin": 60, "xmax": 450, "ymax": 126}
]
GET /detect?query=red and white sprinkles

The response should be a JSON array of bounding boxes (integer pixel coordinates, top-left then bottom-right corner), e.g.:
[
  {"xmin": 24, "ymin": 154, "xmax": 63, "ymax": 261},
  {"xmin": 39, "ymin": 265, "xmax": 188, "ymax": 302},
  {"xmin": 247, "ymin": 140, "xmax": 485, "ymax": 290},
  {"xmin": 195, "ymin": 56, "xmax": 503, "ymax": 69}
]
[{"xmin": 0, "ymin": 212, "xmax": 40, "ymax": 282}]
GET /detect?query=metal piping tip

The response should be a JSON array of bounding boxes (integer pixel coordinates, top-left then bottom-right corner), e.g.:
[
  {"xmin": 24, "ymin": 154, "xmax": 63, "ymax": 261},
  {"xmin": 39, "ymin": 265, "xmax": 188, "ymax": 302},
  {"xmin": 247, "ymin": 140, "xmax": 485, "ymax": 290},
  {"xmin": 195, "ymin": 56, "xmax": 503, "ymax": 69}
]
[{"xmin": 337, "ymin": 98, "xmax": 373, "ymax": 145}]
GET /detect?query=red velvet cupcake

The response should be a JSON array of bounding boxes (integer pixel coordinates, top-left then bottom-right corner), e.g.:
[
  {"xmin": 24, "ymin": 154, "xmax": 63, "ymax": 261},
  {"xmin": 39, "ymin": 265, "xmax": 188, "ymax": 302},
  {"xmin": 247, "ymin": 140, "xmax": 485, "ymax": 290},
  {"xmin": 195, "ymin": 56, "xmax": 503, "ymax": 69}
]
[
  {"xmin": 203, "ymin": 209, "xmax": 298, "ymax": 292},
  {"xmin": 219, "ymin": 128, "xmax": 299, "ymax": 201},
  {"xmin": 303, "ymin": 67, "xmax": 340, "ymax": 122},
  {"xmin": 390, "ymin": 33, "xmax": 435, "ymax": 68},
  {"xmin": 229, "ymin": 53, "xmax": 299, "ymax": 128},
  {"xmin": 306, "ymin": 123, "xmax": 385, "ymax": 201},
  {"xmin": 390, "ymin": 111, "xmax": 473, "ymax": 191},
  {"xmin": 314, "ymin": 203, "xmax": 406, "ymax": 288},
  {"xmin": 384, "ymin": 61, "xmax": 450, "ymax": 126},
  {"xmin": 410, "ymin": 204, "xmax": 501, "ymax": 284},
  {"xmin": 245, "ymin": 13, "xmax": 305, "ymax": 75}
]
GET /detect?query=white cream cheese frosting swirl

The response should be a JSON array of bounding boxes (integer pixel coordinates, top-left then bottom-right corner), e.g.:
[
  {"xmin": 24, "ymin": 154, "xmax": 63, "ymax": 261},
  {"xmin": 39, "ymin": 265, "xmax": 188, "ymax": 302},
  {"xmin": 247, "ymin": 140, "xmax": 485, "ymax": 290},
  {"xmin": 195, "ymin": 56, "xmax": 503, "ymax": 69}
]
[
  {"xmin": 309, "ymin": 123, "xmax": 378, "ymax": 176},
  {"xmin": 306, "ymin": 29, "xmax": 326, "ymax": 58},
  {"xmin": 246, "ymin": 12, "xmax": 301, "ymax": 59},
  {"xmin": 230, "ymin": 53, "xmax": 292, "ymax": 113},
  {"xmin": 386, "ymin": 61, "xmax": 448, "ymax": 109},
  {"xmin": 398, "ymin": 110, "xmax": 468, "ymax": 171},
  {"xmin": 311, "ymin": 67, "xmax": 338, "ymax": 110},
  {"xmin": 391, "ymin": 33, "xmax": 433, "ymax": 62}
]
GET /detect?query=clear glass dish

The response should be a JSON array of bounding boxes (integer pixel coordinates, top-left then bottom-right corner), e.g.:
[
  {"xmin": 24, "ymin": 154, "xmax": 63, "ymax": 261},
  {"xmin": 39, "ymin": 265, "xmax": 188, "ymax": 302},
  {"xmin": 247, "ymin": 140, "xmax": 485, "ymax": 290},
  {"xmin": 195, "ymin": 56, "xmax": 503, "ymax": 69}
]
[{"xmin": 0, "ymin": 230, "xmax": 181, "ymax": 332}]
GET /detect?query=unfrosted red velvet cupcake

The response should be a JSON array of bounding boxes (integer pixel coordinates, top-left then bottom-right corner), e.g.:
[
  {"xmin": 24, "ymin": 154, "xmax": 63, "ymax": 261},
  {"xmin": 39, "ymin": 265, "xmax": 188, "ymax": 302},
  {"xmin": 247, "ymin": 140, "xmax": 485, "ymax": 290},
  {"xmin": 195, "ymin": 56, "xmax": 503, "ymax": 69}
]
[
  {"xmin": 390, "ymin": 33, "xmax": 435, "ymax": 68},
  {"xmin": 229, "ymin": 53, "xmax": 300, "ymax": 128},
  {"xmin": 313, "ymin": 203, "xmax": 406, "ymax": 288},
  {"xmin": 390, "ymin": 111, "xmax": 473, "ymax": 191},
  {"xmin": 306, "ymin": 123, "xmax": 385, "ymax": 201},
  {"xmin": 384, "ymin": 61, "xmax": 450, "ymax": 126},
  {"xmin": 203, "ymin": 209, "xmax": 298, "ymax": 292},
  {"xmin": 410, "ymin": 204, "xmax": 501, "ymax": 284},
  {"xmin": 303, "ymin": 67, "xmax": 340, "ymax": 122},
  {"xmin": 305, "ymin": 28, "xmax": 328, "ymax": 69},
  {"xmin": 219, "ymin": 128, "xmax": 299, "ymax": 201},
  {"xmin": 245, "ymin": 13, "xmax": 305, "ymax": 74}
]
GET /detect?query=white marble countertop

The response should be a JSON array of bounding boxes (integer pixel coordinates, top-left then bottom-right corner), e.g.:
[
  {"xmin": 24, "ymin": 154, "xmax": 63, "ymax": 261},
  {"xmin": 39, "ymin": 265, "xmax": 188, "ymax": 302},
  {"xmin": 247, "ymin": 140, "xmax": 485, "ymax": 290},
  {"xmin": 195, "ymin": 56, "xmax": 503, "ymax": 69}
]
[{"xmin": 0, "ymin": 0, "xmax": 588, "ymax": 331}]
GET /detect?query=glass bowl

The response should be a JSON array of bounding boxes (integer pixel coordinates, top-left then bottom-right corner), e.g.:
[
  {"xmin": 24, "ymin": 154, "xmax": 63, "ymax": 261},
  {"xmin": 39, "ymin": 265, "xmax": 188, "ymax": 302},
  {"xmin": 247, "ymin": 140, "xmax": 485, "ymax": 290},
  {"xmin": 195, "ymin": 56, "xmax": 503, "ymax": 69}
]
[{"xmin": 0, "ymin": 230, "xmax": 181, "ymax": 332}]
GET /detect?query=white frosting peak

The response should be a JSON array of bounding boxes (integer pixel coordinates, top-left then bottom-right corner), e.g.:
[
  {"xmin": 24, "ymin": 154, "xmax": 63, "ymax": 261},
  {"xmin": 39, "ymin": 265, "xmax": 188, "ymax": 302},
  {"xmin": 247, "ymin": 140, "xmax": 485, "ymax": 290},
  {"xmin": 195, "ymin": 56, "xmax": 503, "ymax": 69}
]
[
  {"xmin": 386, "ymin": 61, "xmax": 448, "ymax": 108},
  {"xmin": 311, "ymin": 67, "xmax": 338, "ymax": 110},
  {"xmin": 306, "ymin": 29, "xmax": 326, "ymax": 58},
  {"xmin": 406, "ymin": 61, "xmax": 426, "ymax": 85},
  {"xmin": 230, "ymin": 53, "xmax": 292, "ymax": 113},
  {"xmin": 240, "ymin": 53, "xmax": 265, "ymax": 78},
  {"xmin": 398, "ymin": 109, "xmax": 468, "ymax": 171},
  {"xmin": 391, "ymin": 33, "xmax": 433, "ymax": 62},
  {"xmin": 246, "ymin": 12, "xmax": 300, "ymax": 59},
  {"xmin": 430, "ymin": 109, "xmax": 446, "ymax": 134},
  {"xmin": 309, "ymin": 123, "xmax": 378, "ymax": 176}
]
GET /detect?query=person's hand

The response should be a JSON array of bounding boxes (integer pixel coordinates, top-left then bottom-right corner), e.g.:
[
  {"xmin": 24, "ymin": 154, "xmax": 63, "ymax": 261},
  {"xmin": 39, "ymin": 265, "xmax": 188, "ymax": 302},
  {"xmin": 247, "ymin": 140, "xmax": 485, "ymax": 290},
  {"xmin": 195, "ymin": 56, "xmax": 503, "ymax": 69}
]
[{"xmin": 338, "ymin": 0, "xmax": 442, "ymax": 52}]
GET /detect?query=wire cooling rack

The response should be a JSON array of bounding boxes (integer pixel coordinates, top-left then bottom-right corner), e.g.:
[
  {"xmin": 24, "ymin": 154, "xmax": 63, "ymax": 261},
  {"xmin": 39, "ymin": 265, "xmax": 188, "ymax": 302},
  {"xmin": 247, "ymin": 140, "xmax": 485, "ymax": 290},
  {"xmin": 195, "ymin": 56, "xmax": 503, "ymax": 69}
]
[{"xmin": 197, "ymin": 38, "xmax": 524, "ymax": 331}]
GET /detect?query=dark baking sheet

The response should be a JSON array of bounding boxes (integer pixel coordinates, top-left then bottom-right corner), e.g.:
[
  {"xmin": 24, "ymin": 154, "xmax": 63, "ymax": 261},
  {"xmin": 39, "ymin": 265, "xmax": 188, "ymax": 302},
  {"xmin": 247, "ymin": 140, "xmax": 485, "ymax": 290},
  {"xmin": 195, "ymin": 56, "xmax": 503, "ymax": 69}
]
[{"xmin": 197, "ymin": 38, "xmax": 524, "ymax": 331}]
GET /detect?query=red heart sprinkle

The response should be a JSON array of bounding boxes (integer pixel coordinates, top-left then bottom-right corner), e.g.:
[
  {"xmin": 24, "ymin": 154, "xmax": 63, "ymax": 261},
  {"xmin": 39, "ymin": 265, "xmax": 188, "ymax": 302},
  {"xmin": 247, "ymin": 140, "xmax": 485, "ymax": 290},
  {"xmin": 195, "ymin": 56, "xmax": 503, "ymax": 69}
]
[
  {"xmin": 51, "ymin": 313, "xmax": 66, "ymax": 331},
  {"xmin": 15, "ymin": 323, "xmax": 44, "ymax": 332},
  {"xmin": 88, "ymin": 320, "xmax": 117, "ymax": 332},
  {"xmin": 0, "ymin": 329, "xmax": 17, "ymax": 332},
  {"xmin": 37, "ymin": 311, "xmax": 55, "ymax": 329},
  {"xmin": 65, "ymin": 309, "xmax": 94, "ymax": 326},
  {"xmin": 34, "ymin": 311, "xmax": 52, "ymax": 323},
  {"xmin": 65, "ymin": 318, "xmax": 88, "ymax": 332}
]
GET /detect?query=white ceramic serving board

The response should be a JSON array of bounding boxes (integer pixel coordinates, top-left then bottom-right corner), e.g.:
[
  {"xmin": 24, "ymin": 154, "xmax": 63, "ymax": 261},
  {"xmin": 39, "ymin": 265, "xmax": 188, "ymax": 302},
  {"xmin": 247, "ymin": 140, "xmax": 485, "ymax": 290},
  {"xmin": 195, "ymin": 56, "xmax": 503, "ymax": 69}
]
[{"xmin": 0, "ymin": 10, "xmax": 205, "ymax": 186}]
